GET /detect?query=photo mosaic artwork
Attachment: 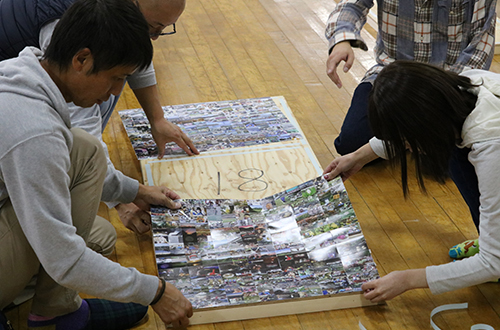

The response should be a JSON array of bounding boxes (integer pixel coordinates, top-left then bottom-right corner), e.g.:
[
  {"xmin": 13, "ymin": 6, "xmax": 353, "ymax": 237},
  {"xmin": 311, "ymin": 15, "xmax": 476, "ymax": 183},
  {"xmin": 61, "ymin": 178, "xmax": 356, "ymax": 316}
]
[
  {"xmin": 119, "ymin": 97, "xmax": 303, "ymax": 159},
  {"xmin": 151, "ymin": 176, "xmax": 380, "ymax": 309}
]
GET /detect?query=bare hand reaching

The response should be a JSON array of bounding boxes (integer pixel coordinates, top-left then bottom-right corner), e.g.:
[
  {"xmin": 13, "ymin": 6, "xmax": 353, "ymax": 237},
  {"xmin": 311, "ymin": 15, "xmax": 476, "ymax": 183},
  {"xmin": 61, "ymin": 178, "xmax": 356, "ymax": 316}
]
[
  {"xmin": 151, "ymin": 118, "xmax": 199, "ymax": 158},
  {"xmin": 326, "ymin": 41, "xmax": 355, "ymax": 88},
  {"xmin": 362, "ymin": 269, "xmax": 428, "ymax": 303},
  {"xmin": 323, "ymin": 153, "xmax": 365, "ymax": 181},
  {"xmin": 152, "ymin": 281, "xmax": 193, "ymax": 328},
  {"xmin": 133, "ymin": 184, "xmax": 181, "ymax": 212},
  {"xmin": 115, "ymin": 202, "xmax": 152, "ymax": 234},
  {"xmin": 323, "ymin": 143, "xmax": 379, "ymax": 181}
]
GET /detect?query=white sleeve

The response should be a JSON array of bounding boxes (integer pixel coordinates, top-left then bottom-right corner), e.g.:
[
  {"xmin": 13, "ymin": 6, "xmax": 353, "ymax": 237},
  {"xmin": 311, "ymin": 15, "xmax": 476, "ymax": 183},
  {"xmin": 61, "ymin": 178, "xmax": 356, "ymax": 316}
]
[
  {"xmin": 368, "ymin": 137, "xmax": 389, "ymax": 159},
  {"xmin": 426, "ymin": 139, "xmax": 500, "ymax": 294}
]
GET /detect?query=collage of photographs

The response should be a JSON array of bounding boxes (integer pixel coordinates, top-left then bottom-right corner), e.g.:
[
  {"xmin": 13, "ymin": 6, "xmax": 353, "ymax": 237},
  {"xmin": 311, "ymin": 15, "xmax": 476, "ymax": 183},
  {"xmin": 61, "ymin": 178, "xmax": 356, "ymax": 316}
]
[
  {"xmin": 151, "ymin": 176, "xmax": 380, "ymax": 310},
  {"xmin": 119, "ymin": 97, "xmax": 303, "ymax": 159}
]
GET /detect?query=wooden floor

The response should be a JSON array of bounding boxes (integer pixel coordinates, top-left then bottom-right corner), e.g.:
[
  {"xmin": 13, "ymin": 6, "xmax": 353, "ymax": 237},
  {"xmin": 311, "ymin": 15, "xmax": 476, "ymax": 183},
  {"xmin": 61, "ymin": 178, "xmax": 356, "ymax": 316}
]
[{"xmin": 7, "ymin": 0, "xmax": 500, "ymax": 329}]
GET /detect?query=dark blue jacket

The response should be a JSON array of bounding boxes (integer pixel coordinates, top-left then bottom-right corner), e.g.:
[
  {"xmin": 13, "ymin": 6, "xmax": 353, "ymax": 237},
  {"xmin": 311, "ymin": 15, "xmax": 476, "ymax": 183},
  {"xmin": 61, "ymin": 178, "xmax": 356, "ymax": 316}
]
[{"xmin": 0, "ymin": 0, "xmax": 76, "ymax": 61}]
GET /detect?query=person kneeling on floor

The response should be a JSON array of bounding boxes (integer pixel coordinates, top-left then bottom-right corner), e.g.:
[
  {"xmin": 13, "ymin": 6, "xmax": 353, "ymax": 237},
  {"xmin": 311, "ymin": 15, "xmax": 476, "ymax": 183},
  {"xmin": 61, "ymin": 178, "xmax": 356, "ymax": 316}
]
[{"xmin": 0, "ymin": 0, "xmax": 192, "ymax": 329}]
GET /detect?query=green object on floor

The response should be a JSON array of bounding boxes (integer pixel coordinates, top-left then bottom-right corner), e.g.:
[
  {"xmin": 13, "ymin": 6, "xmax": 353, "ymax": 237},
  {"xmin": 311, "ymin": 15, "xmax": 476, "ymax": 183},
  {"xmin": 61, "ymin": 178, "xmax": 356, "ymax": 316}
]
[{"xmin": 449, "ymin": 239, "xmax": 479, "ymax": 259}]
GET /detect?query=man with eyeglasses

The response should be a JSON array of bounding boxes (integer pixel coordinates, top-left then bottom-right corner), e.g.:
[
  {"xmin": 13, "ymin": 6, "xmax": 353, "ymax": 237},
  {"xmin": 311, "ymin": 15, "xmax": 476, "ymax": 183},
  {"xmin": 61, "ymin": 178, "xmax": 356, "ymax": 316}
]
[{"xmin": 0, "ymin": 0, "xmax": 199, "ymax": 258}]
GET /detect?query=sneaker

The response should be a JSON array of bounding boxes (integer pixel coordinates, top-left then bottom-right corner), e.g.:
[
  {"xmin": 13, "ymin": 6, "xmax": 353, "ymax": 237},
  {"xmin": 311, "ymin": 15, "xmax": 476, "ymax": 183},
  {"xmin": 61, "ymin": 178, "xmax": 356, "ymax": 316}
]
[
  {"xmin": 0, "ymin": 310, "xmax": 14, "ymax": 330},
  {"xmin": 449, "ymin": 239, "xmax": 479, "ymax": 259},
  {"xmin": 28, "ymin": 299, "xmax": 148, "ymax": 330}
]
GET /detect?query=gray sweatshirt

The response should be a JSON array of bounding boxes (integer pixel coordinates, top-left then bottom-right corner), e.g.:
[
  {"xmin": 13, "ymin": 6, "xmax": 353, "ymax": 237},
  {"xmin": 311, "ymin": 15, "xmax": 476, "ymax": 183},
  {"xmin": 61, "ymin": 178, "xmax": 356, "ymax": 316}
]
[
  {"xmin": 370, "ymin": 69, "xmax": 500, "ymax": 294},
  {"xmin": 39, "ymin": 21, "xmax": 158, "ymax": 206},
  {"xmin": 0, "ymin": 47, "xmax": 158, "ymax": 305}
]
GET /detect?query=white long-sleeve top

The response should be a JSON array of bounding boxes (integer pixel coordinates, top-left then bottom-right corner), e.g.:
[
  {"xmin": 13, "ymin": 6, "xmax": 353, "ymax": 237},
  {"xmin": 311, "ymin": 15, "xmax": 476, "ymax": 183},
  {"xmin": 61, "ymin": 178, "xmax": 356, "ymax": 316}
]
[{"xmin": 370, "ymin": 69, "xmax": 500, "ymax": 294}]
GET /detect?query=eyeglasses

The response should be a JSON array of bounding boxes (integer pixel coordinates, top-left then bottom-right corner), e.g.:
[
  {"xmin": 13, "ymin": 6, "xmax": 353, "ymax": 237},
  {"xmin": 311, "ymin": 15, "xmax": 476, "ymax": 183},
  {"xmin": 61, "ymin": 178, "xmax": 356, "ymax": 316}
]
[
  {"xmin": 149, "ymin": 23, "xmax": 176, "ymax": 38},
  {"xmin": 133, "ymin": 1, "xmax": 177, "ymax": 38}
]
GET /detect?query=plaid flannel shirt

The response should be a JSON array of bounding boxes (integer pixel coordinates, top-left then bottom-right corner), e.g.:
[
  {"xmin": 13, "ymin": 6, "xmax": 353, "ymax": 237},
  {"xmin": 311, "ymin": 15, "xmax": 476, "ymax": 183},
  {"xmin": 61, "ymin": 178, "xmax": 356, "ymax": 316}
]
[{"xmin": 325, "ymin": 0, "xmax": 496, "ymax": 82}]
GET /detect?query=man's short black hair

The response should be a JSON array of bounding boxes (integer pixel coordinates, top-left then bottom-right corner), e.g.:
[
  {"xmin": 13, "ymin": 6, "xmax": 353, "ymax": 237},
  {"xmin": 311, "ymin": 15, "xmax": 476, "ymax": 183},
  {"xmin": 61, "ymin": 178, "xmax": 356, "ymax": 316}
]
[{"xmin": 44, "ymin": 0, "xmax": 153, "ymax": 73}]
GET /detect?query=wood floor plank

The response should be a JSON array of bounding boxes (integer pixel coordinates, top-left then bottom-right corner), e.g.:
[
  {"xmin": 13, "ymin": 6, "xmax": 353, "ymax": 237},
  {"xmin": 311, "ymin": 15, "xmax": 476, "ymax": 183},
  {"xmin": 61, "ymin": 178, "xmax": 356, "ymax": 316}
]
[
  {"xmin": 295, "ymin": 311, "xmax": 335, "ymax": 330},
  {"xmin": 213, "ymin": 321, "xmax": 244, "ymax": 330},
  {"xmin": 182, "ymin": 1, "xmax": 238, "ymax": 102},
  {"xmin": 267, "ymin": 315, "xmax": 302, "ymax": 330}
]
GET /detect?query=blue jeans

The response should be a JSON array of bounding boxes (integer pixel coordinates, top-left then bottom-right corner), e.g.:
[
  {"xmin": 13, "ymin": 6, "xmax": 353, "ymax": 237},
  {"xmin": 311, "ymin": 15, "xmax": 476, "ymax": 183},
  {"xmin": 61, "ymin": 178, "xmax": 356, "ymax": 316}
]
[
  {"xmin": 448, "ymin": 147, "xmax": 480, "ymax": 233},
  {"xmin": 336, "ymin": 82, "xmax": 480, "ymax": 232}
]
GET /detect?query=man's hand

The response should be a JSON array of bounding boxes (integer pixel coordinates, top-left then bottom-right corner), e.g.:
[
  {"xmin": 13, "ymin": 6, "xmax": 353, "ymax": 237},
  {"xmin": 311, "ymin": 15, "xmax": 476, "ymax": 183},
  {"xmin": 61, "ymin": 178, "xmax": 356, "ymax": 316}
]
[
  {"xmin": 326, "ymin": 41, "xmax": 355, "ymax": 88},
  {"xmin": 115, "ymin": 203, "xmax": 152, "ymax": 234},
  {"xmin": 151, "ymin": 282, "xmax": 193, "ymax": 328},
  {"xmin": 151, "ymin": 118, "xmax": 199, "ymax": 158},
  {"xmin": 133, "ymin": 184, "xmax": 181, "ymax": 212},
  {"xmin": 133, "ymin": 85, "xmax": 200, "ymax": 158}
]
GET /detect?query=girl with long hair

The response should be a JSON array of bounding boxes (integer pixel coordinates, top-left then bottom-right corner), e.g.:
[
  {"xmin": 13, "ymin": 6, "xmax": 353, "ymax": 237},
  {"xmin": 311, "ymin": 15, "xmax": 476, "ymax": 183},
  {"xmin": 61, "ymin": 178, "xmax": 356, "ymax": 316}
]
[{"xmin": 324, "ymin": 60, "xmax": 500, "ymax": 301}]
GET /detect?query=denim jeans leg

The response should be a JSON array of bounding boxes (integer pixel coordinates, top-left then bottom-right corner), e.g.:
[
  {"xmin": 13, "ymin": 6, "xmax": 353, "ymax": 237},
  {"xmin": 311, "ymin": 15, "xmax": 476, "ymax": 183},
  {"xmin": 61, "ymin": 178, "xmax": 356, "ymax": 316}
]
[
  {"xmin": 334, "ymin": 82, "xmax": 374, "ymax": 155},
  {"xmin": 448, "ymin": 147, "xmax": 481, "ymax": 233}
]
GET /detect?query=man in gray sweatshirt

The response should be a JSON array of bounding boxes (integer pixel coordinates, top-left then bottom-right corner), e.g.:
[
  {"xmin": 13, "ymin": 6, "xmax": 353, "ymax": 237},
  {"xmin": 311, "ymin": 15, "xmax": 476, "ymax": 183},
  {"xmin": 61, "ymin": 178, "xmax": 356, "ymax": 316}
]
[
  {"xmin": 0, "ymin": 0, "xmax": 201, "ymax": 260},
  {"xmin": 0, "ymin": 0, "xmax": 192, "ymax": 329}
]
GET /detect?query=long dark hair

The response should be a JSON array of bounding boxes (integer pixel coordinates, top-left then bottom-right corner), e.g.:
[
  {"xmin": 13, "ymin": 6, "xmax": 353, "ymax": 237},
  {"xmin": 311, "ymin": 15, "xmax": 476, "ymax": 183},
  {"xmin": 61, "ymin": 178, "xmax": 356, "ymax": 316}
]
[
  {"xmin": 44, "ymin": 0, "xmax": 152, "ymax": 74},
  {"xmin": 368, "ymin": 61, "xmax": 479, "ymax": 196}
]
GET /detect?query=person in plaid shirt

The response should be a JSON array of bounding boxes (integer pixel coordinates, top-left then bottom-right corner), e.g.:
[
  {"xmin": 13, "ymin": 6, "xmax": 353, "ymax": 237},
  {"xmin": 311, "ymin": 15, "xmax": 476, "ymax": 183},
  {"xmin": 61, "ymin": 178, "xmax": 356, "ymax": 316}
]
[
  {"xmin": 325, "ymin": 0, "xmax": 497, "ymax": 268},
  {"xmin": 326, "ymin": 0, "xmax": 496, "ymax": 155}
]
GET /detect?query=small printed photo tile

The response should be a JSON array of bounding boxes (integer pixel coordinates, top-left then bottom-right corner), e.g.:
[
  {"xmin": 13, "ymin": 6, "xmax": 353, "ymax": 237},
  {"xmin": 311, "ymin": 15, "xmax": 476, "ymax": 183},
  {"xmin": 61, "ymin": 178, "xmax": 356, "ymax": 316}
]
[
  {"xmin": 300, "ymin": 211, "xmax": 355, "ymax": 238},
  {"xmin": 154, "ymin": 242, "xmax": 185, "ymax": 257},
  {"xmin": 298, "ymin": 281, "xmax": 323, "ymax": 297},
  {"xmin": 270, "ymin": 227, "xmax": 303, "ymax": 246},
  {"xmin": 156, "ymin": 255, "xmax": 188, "ymax": 269},
  {"xmin": 189, "ymin": 265, "xmax": 221, "ymax": 278},
  {"xmin": 241, "ymin": 289, "xmax": 262, "ymax": 304},
  {"xmin": 255, "ymin": 284, "xmax": 278, "ymax": 302},
  {"xmin": 216, "ymin": 253, "xmax": 249, "ymax": 266},
  {"xmin": 160, "ymin": 267, "xmax": 192, "ymax": 289},
  {"xmin": 159, "ymin": 267, "xmax": 184, "ymax": 282},
  {"xmin": 290, "ymin": 252, "xmax": 311, "ymax": 269},
  {"xmin": 277, "ymin": 252, "xmax": 311, "ymax": 271},
  {"xmin": 184, "ymin": 288, "xmax": 229, "ymax": 309},
  {"xmin": 224, "ymin": 283, "xmax": 245, "ymax": 305},
  {"xmin": 341, "ymin": 250, "xmax": 379, "ymax": 288},
  {"xmin": 307, "ymin": 244, "xmax": 340, "ymax": 263},
  {"xmin": 200, "ymin": 252, "xmax": 219, "ymax": 266},
  {"xmin": 264, "ymin": 204, "xmax": 293, "ymax": 223},
  {"xmin": 304, "ymin": 231, "xmax": 336, "ymax": 252},
  {"xmin": 266, "ymin": 216, "xmax": 298, "ymax": 234},
  {"xmin": 209, "ymin": 227, "xmax": 241, "ymax": 248},
  {"xmin": 336, "ymin": 236, "xmax": 368, "ymax": 257},
  {"xmin": 153, "ymin": 230, "xmax": 184, "ymax": 246},
  {"xmin": 261, "ymin": 254, "xmax": 281, "ymax": 272},
  {"xmin": 247, "ymin": 257, "xmax": 266, "ymax": 274}
]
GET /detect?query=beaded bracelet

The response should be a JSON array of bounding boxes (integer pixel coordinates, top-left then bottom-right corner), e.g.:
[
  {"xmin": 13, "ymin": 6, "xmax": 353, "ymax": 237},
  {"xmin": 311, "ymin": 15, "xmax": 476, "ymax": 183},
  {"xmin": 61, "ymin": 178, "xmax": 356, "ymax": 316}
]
[{"xmin": 150, "ymin": 278, "xmax": 166, "ymax": 305}]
